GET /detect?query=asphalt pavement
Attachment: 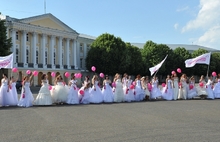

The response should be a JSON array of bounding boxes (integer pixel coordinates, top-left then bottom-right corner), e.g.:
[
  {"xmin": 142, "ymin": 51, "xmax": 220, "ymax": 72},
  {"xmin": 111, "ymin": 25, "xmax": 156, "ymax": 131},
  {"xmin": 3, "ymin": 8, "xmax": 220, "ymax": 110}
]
[{"xmin": 0, "ymin": 94, "xmax": 220, "ymax": 142}]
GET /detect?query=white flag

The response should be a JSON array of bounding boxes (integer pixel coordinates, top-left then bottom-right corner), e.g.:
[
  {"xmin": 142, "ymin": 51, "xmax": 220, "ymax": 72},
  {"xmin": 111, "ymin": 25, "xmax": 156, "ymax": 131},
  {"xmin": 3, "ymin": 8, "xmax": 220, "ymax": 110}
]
[
  {"xmin": 149, "ymin": 55, "xmax": 168, "ymax": 76},
  {"xmin": 185, "ymin": 52, "xmax": 211, "ymax": 68},
  {"xmin": 0, "ymin": 53, "xmax": 13, "ymax": 69}
]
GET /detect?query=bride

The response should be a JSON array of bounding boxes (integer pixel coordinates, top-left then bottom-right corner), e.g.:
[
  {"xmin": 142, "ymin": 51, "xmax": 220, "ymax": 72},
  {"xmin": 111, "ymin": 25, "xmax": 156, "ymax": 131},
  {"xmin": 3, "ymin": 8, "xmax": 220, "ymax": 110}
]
[
  {"xmin": 34, "ymin": 74, "xmax": 53, "ymax": 105},
  {"xmin": 114, "ymin": 73, "xmax": 124, "ymax": 102}
]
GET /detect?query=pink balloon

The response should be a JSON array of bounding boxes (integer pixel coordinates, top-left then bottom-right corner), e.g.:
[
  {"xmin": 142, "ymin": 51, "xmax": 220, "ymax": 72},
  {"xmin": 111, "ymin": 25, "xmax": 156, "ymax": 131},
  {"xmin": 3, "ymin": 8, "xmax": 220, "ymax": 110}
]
[
  {"xmin": 189, "ymin": 84, "xmax": 194, "ymax": 90},
  {"xmin": 91, "ymin": 66, "xmax": 96, "ymax": 72},
  {"xmin": 48, "ymin": 85, "xmax": 52, "ymax": 90},
  {"xmin": 79, "ymin": 90, "xmax": 84, "ymax": 95},
  {"xmin": 171, "ymin": 71, "xmax": 176, "ymax": 75},
  {"xmin": 199, "ymin": 82, "xmax": 204, "ymax": 87},
  {"xmin": 212, "ymin": 72, "xmax": 217, "ymax": 77},
  {"xmin": 147, "ymin": 83, "xmax": 152, "ymax": 91},
  {"xmin": 99, "ymin": 73, "xmax": 104, "ymax": 78},
  {"xmin": 51, "ymin": 72, "xmax": 55, "ymax": 77},
  {"xmin": 177, "ymin": 68, "xmax": 182, "ymax": 73},
  {"xmin": 12, "ymin": 68, "xmax": 18, "ymax": 73},
  {"xmin": 132, "ymin": 81, "xmax": 136, "ymax": 86},
  {"xmin": 130, "ymin": 85, "xmax": 135, "ymax": 89},
  {"xmin": 162, "ymin": 83, "xmax": 166, "ymax": 87},
  {"xmin": 33, "ymin": 71, "xmax": 38, "ymax": 76},
  {"xmin": 26, "ymin": 70, "xmax": 31, "ymax": 75},
  {"xmin": 112, "ymin": 82, "xmax": 116, "ymax": 87},
  {"xmin": 65, "ymin": 72, "xmax": 70, "ymax": 78},
  {"xmin": 78, "ymin": 73, "xmax": 82, "ymax": 78}
]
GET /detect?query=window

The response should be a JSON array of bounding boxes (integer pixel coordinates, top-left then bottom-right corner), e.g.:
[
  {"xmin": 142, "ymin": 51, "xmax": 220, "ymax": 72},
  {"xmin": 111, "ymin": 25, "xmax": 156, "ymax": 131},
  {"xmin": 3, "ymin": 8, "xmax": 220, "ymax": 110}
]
[
  {"xmin": 80, "ymin": 58, "xmax": 83, "ymax": 68},
  {"xmin": 26, "ymin": 49, "xmax": 29, "ymax": 63},
  {"xmin": 26, "ymin": 34, "xmax": 29, "ymax": 41},
  {"xmin": 16, "ymin": 48, "xmax": 19, "ymax": 63},
  {"xmin": 54, "ymin": 52, "xmax": 56, "ymax": 64},
  {"xmin": 16, "ymin": 32, "xmax": 18, "ymax": 40},
  {"xmin": 36, "ymin": 50, "xmax": 38, "ymax": 64},
  {"xmin": 80, "ymin": 43, "xmax": 83, "ymax": 52},
  {"xmin": 45, "ymin": 51, "xmax": 48, "ymax": 64}
]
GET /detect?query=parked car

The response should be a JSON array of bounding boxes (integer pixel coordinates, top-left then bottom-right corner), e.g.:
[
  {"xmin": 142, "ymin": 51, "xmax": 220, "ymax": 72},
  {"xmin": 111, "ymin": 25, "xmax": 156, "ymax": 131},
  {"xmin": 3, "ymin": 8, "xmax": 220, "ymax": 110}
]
[{"xmin": 16, "ymin": 81, "xmax": 22, "ymax": 91}]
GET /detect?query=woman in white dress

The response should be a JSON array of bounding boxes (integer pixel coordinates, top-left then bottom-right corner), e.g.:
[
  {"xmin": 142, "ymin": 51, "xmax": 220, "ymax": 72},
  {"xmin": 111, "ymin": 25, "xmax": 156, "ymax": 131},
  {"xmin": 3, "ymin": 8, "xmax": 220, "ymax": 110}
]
[
  {"xmin": 122, "ymin": 73, "xmax": 128, "ymax": 96},
  {"xmin": 161, "ymin": 75, "xmax": 174, "ymax": 101},
  {"xmin": 9, "ymin": 75, "xmax": 19, "ymax": 106},
  {"xmin": 125, "ymin": 75, "xmax": 135, "ymax": 102},
  {"xmin": 102, "ymin": 75, "xmax": 114, "ymax": 103},
  {"xmin": 172, "ymin": 72, "xmax": 179, "ymax": 100},
  {"xmin": 34, "ymin": 74, "xmax": 53, "ymax": 105},
  {"xmin": 89, "ymin": 75, "xmax": 103, "ymax": 103},
  {"xmin": 197, "ymin": 75, "xmax": 207, "ymax": 99},
  {"xmin": 78, "ymin": 82, "xmax": 91, "ymax": 104},
  {"xmin": 141, "ymin": 76, "xmax": 150, "ymax": 100},
  {"xmin": 213, "ymin": 76, "xmax": 220, "ymax": 98},
  {"xmin": 206, "ymin": 76, "xmax": 214, "ymax": 99},
  {"xmin": 178, "ymin": 74, "xmax": 188, "ymax": 100},
  {"xmin": 66, "ymin": 75, "xmax": 79, "ymax": 104},
  {"xmin": 187, "ymin": 76, "xmax": 197, "ymax": 99},
  {"xmin": 114, "ymin": 73, "xmax": 124, "ymax": 102},
  {"xmin": 18, "ymin": 74, "xmax": 34, "ymax": 107},
  {"xmin": 134, "ymin": 75, "xmax": 145, "ymax": 101},
  {"xmin": 150, "ymin": 76, "xmax": 162, "ymax": 100},
  {"xmin": 0, "ymin": 74, "xmax": 14, "ymax": 106},
  {"xmin": 51, "ymin": 75, "xmax": 68, "ymax": 104}
]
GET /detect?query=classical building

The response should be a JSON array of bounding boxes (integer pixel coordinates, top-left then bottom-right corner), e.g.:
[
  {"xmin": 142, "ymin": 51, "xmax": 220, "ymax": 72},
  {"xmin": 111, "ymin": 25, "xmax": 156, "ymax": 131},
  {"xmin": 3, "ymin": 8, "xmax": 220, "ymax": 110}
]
[{"xmin": 0, "ymin": 13, "xmax": 95, "ymax": 86}]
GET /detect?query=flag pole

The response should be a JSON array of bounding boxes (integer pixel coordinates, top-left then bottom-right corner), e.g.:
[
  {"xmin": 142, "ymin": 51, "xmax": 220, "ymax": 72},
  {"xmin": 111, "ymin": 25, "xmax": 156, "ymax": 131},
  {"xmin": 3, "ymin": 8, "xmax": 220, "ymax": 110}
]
[{"xmin": 206, "ymin": 52, "xmax": 212, "ymax": 80}]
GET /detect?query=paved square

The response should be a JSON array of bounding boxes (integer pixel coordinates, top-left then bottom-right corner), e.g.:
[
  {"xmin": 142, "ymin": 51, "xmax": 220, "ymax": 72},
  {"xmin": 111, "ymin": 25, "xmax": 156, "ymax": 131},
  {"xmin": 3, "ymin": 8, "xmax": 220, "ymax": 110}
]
[{"xmin": 0, "ymin": 97, "xmax": 220, "ymax": 142}]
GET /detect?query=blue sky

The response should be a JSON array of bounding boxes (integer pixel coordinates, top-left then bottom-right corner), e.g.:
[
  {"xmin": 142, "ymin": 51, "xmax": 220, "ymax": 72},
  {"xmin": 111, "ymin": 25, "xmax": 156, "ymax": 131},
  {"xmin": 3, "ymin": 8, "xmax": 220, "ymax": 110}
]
[{"xmin": 1, "ymin": 0, "xmax": 219, "ymax": 50}]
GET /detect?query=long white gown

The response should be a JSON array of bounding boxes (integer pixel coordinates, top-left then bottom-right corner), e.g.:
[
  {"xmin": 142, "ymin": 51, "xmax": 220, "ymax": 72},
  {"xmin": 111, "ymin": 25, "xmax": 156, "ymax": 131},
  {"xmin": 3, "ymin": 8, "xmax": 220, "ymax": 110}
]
[
  {"xmin": 206, "ymin": 79, "xmax": 214, "ymax": 99},
  {"xmin": 124, "ymin": 79, "xmax": 135, "ymax": 102},
  {"xmin": 35, "ymin": 80, "xmax": 53, "ymax": 105},
  {"xmin": 18, "ymin": 82, "xmax": 34, "ymax": 107},
  {"xmin": 161, "ymin": 79, "xmax": 173, "ymax": 101},
  {"xmin": 134, "ymin": 80, "xmax": 144, "ymax": 101},
  {"xmin": 173, "ymin": 77, "xmax": 179, "ymax": 100},
  {"xmin": 150, "ymin": 79, "xmax": 162, "ymax": 99},
  {"xmin": 197, "ymin": 80, "xmax": 207, "ymax": 97},
  {"xmin": 9, "ymin": 82, "xmax": 18, "ymax": 106},
  {"xmin": 78, "ymin": 86, "xmax": 91, "ymax": 104},
  {"xmin": 89, "ymin": 81, "xmax": 103, "ymax": 103},
  {"xmin": 0, "ymin": 79, "xmax": 14, "ymax": 106},
  {"xmin": 51, "ymin": 82, "xmax": 69, "ymax": 103},
  {"xmin": 142, "ymin": 81, "xmax": 150, "ymax": 97},
  {"xmin": 114, "ymin": 79, "xmax": 124, "ymax": 102},
  {"xmin": 187, "ymin": 81, "xmax": 197, "ymax": 99},
  {"xmin": 213, "ymin": 79, "xmax": 220, "ymax": 98},
  {"xmin": 66, "ymin": 79, "xmax": 79, "ymax": 104},
  {"xmin": 178, "ymin": 78, "xmax": 187, "ymax": 100},
  {"xmin": 102, "ymin": 80, "xmax": 114, "ymax": 103}
]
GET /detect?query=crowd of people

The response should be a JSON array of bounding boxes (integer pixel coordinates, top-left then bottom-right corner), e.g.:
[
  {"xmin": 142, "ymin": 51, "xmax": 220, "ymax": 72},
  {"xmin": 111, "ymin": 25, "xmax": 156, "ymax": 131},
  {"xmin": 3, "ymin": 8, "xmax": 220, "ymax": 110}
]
[{"xmin": 0, "ymin": 71, "xmax": 220, "ymax": 108}]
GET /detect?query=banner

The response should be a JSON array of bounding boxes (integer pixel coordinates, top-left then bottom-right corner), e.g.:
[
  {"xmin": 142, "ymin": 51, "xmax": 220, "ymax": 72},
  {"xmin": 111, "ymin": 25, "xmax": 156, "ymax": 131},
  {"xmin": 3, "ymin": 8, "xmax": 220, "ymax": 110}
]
[
  {"xmin": 185, "ymin": 52, "xmax": 211, "ymax": 68},
  {"xmin": 0, "ymin": 53, "xmax": 13, "ymax": 69},
  {"xmin": 149, "ymin": 55, "xmax": 168, "ymax": 76}
]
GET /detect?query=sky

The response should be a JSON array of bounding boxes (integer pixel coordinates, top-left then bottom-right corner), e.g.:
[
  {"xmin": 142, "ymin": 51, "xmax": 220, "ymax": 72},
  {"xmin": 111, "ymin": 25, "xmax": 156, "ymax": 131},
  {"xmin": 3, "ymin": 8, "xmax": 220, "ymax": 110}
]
[{"xmin": 0, "ymin": 0, "xmax": 220, "ymax": 50}]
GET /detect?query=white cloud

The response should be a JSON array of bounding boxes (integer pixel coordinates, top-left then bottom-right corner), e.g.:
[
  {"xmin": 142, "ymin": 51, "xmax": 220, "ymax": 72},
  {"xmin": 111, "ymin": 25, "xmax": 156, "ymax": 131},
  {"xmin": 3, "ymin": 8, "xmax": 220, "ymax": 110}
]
[
  {"xmin": 182, "ymin": 0, "xmax": 220, "ymax": 33},
  {"xmin": 174, "ymin": 23, "xmax": 179, "ymax": 30},
  {"xmin": 182, "ymin": 0, "xmax": 220, "ymax": 49},
  {"xmin": 176, "ymin": 6, "xmax": 189, "ymax": 12}
]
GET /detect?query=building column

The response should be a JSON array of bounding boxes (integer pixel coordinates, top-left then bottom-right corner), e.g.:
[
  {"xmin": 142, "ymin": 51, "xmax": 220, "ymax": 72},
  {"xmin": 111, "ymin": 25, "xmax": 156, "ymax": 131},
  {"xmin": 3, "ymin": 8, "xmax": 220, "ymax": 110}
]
[
  {"xmin": 83, "ymin": 43, "xmax": 87, "ymax": 69},
  {"xmin": 50, "ymin": 35, "xmax": 55, "ymax": 68},
  {"xmin": 58, "ymin": 37, "xmax": 62, "ymax": 68},
  {"xmin": 66, "ymin": 38, "xmax": 70, "ymax": 69},
  {"xmin": 32, "ymin": 32, "xmax": 37, "ymax": 67},
  {"xmin": 11, "ymin": 29, "xmax": 16, "ymax": 66},
  {"xmin": 73, "ymin": 39, "xmax": 78, "ymax": 69},
  {"xmin": 41, "ymin": 34, "xmax": 46, "ymax": 68},
  {"xmin": 22, "ymin": 31, "xmax": 27, "ymax": 66}
]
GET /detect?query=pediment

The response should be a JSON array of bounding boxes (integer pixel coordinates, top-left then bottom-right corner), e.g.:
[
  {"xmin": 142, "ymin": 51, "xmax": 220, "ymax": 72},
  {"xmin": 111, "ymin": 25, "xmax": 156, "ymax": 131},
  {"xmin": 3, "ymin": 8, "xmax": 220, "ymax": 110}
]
[{"xmin": 19, "ymin": 13, "xmax": 78, "ymax": 34}]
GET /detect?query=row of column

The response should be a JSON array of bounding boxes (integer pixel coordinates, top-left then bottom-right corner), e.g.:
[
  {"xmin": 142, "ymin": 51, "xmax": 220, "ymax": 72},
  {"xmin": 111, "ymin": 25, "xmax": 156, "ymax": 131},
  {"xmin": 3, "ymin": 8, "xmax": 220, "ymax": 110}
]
[{"xmin": 10, "ymin": 29, "xmax": 78, "ymax": 69}]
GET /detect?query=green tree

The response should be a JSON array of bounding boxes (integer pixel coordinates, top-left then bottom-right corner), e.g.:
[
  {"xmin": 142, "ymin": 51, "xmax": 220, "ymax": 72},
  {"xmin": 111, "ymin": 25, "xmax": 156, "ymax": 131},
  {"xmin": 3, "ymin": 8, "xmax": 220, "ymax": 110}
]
[
  {"xmin": 191, "ymin": 48, "xmax": 209, "ymax": 76},
  {"xmin": 86, "ymin": 33, "xmax": 128, "ymax": 75},
  {"xmin": 210, "ymin": 52, "xmax": 220, "ymax": 75},
  {"xmin": 173, "ymin": 47, "xmax": 192, "ymax": 76},
  {"xmin": 125, "ymin": 43, "xmax": 144, "ymax": 75},
  {"xmin": 141, "ymin": 41, "xmax": 173, "ymax": 76},
  {"xmin": 0, "ymin": 17, "xmax": 12, "ymax": 56}
]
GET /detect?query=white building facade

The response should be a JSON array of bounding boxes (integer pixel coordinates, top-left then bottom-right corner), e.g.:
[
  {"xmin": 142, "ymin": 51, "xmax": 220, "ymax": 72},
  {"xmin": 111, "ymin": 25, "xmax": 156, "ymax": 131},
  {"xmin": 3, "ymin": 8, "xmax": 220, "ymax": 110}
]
[{"xmin": 1, "ymin": 13, "xmax": 95, "ymax": 86}]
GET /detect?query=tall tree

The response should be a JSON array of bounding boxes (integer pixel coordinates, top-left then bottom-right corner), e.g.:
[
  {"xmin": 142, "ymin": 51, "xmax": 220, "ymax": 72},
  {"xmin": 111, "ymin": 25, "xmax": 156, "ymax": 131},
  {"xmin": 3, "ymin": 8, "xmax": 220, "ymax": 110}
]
[
  {"xmin": 0, "ymin": 16, "xmax": 12, "ymax": 56},
  {"xmin": 86, "ymin": 33, "xmax": 128, "ymax": 75},
  {"xmin": 210, "ymin": 52, "xmax": 220, "ymax": 75}
]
